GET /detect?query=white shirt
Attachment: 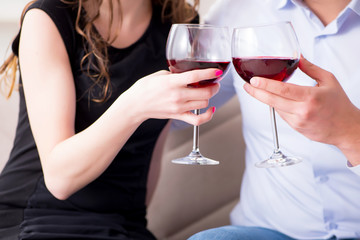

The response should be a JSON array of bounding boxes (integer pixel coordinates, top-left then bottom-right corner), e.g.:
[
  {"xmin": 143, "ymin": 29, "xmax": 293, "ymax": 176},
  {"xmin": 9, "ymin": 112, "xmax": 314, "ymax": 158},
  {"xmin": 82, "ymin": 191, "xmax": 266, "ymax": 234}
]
[{"xmin": 205, "ymin": 0, "xmax": 360, "ymax": 238}]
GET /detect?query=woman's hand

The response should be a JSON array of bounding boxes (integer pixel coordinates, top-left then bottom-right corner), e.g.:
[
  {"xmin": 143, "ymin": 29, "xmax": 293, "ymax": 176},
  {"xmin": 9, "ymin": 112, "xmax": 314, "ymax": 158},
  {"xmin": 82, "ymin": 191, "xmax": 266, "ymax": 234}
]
[
  {"xmin": 243, "ymin": 56, "xmax": 360, "ymax": 166},
  {"xmin": 125, "ymin": 68, "xmax": 221, "ymax": 126}
]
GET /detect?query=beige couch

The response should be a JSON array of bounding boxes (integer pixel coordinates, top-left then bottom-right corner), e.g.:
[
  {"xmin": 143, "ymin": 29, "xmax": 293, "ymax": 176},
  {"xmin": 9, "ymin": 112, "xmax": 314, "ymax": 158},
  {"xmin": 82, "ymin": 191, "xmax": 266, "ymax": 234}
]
[
  {"xmin": 0, "ymin": 95, "xmax": 245, "ymax": 240},
  {"xmin": 147, "ymin": 96, "xmax": 245, "ymax": 240}
]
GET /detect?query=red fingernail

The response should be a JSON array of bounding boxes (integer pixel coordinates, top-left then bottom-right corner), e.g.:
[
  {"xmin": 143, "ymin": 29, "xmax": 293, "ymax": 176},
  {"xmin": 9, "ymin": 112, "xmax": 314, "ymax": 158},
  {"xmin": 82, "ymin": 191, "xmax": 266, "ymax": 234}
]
[
  {"xmin": 215, "ymin": 70, "xmax": 223, "ymax": 76},
  {"xmin": 212, "ymin": 106, "xmax": 216, "ymax": 113}
]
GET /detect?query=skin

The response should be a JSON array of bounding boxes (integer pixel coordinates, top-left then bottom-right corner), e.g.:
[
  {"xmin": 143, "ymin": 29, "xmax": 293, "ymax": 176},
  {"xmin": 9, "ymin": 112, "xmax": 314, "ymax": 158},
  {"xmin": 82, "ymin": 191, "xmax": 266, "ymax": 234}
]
[
  {"xmin": 85, "ymin": 0, "xmax": 153, "ymax": 48},
  {"xmin": 304, "ymin": 0, "xmax": 351, "ymax": 26},
  {"xmin": 243, "ymin": 0, "xmax": 360, "ymax": 167},
  {"xmin": 18, "ymin": 0, "xmax": 220, "ymax": 200}
]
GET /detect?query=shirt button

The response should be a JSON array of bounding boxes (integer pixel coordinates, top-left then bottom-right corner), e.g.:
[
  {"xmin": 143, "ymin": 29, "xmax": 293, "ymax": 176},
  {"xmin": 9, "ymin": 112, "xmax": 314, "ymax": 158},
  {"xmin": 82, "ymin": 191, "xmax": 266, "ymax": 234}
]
[
  {"xmin": 327, "ymin": 222, "xmax": 338, "ymax": 230},
  {"xmin": 318, "ymin": 175, "xmax": 329, "ymax": 183}
]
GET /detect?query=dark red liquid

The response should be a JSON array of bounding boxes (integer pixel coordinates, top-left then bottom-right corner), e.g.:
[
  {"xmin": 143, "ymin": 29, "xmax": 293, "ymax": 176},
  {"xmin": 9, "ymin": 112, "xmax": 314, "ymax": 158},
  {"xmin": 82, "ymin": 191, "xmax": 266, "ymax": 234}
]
[
  {"xmin": 232, "ymin": 57, "xmax": 299, "ymax": 83},
  {"xmin": 167, "ymin": 59, "xmax": 230, "ymax": 87}
]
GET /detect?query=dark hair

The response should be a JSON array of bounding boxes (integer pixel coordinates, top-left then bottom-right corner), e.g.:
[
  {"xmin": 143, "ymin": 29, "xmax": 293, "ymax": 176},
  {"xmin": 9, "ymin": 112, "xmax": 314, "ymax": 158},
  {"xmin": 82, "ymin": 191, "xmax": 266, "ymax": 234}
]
[{"xmin": 0, "ymin": 0, "xmax": 199, "ymax": 101}]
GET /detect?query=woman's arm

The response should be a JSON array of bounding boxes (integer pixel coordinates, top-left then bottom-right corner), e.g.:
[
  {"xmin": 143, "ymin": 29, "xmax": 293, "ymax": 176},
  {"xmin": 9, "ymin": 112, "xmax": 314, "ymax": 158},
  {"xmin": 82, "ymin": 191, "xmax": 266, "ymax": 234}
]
[{"xmin": 19, "ymin": 9, "xmax": 220, "ymax": 200}]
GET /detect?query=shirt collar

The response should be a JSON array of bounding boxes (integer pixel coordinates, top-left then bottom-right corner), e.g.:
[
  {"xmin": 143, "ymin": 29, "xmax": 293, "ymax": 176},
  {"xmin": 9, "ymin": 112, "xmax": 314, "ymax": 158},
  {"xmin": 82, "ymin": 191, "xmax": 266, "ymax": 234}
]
[
  {"xmin": 276, "ymin": 0, "xmax": 288, "ymax": 9},
  {"xmin": 348, "ymin": 0, "xmax": 360, "ymax": 17},
  {"xmin": 277, "ymin": 0, "xmax": 360, "ymax": 16},
  {"xmin": 276, "ymin": 0, "xmax": 303, "ymax": 9}
]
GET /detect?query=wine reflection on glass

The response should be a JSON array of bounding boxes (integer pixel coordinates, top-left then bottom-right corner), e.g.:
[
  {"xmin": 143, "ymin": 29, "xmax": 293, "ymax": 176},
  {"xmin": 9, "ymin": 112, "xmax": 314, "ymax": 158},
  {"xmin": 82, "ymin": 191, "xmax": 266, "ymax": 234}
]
[
  {"xmin": 232, "ymin": 22, "xmax": 302, "ymax": 168},
  {"xmin": 166, "ymin": 24, "xmax": 230, "ymax": 165}
]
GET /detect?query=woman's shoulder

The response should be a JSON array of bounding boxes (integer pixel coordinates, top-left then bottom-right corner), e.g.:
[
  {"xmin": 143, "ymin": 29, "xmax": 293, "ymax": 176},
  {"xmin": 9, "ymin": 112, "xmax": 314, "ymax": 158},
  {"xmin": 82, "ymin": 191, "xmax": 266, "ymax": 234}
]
[
  {"xmin": 24, "ymin": 0, "xmax": 76, "ymax": 32},
  {"xmin": 12, "ymin": 0, "xmax": 77, "ymax": 58}
]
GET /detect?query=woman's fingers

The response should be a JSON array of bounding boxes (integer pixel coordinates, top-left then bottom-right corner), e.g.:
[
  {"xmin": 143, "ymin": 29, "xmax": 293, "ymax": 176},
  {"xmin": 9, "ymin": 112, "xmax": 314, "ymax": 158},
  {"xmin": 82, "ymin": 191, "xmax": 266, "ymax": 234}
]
[
  {"xmin": 182, "ymin": 83, "xmax": 220, "ymax": 100},
  {"xmin": 182, "ymin": 100, "xmax": 210, "ymax": 113},
  {"xmin": 172, "ymin": 68, "xmax": 223, "ymax": 86},
  {"xmin": 133, "ymin": 68, "xmax": 222, "ymax": 125},
  {"xmin": 176, "ymin": 107, "xmax": 216, "ymax": 126}
]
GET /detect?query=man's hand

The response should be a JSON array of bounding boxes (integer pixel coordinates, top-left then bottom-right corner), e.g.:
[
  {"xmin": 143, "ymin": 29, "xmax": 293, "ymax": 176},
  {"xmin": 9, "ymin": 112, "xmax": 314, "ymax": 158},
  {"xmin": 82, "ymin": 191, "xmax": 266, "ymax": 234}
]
[{"xmin": 243, "ymin": 56, "xmax": 360, "ymax": 166}]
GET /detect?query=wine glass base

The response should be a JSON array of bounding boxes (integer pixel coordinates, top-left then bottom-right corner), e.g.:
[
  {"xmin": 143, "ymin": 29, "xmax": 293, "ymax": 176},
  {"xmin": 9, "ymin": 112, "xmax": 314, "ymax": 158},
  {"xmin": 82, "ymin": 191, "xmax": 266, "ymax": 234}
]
[
  {"xmin": 171, "ymin": 151, "xmax": 219, "ymax": 165},
  {"xmin": 255, "ymin": 151, "xmax": 302, "ymax": 168}
]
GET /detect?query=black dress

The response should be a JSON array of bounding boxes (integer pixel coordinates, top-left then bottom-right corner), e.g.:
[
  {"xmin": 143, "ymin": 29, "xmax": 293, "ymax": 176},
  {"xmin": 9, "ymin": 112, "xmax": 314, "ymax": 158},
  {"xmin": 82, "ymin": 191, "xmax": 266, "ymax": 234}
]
[{"xmin": 0, "ymin": 0, "xmax": 173, "ymax": 239}]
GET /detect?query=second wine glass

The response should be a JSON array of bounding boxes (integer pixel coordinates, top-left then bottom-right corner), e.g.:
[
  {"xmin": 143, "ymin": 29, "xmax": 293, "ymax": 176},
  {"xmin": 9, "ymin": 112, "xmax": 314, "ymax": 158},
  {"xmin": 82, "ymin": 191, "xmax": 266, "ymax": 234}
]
[
  {"xmin": 166, "ymin": 24, "xmax": 230, "ymax": 165},
  {"xmin": 232, "ymin": 22, "xmax": 302, "ymax": 168}
]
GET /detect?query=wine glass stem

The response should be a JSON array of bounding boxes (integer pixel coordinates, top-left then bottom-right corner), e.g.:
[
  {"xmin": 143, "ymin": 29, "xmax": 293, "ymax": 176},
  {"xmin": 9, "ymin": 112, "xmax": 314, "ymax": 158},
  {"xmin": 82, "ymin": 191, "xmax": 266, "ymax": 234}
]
[
  {"xmin": 192, "ymin": 109, "xmax": 200, "ymax": 152},
  {"xmin": 270, "ymin": 106, "xmax": 280, "ymax": 153}
]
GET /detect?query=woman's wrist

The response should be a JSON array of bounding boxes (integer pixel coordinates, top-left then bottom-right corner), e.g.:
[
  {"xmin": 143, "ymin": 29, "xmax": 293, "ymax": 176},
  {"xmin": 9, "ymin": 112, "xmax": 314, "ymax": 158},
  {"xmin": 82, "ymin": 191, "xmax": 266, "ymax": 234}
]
[{"xmin": 114, "ymin": 88, "xmax": 149, "ymax": 126}]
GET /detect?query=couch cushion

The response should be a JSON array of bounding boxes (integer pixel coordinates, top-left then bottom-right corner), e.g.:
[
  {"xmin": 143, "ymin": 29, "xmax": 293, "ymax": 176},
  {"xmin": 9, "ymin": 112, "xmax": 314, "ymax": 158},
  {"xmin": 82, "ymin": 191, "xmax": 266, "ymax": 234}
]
[{"xmin": 148, "ymin": 97, "xmax": 245, "ymax": 239}]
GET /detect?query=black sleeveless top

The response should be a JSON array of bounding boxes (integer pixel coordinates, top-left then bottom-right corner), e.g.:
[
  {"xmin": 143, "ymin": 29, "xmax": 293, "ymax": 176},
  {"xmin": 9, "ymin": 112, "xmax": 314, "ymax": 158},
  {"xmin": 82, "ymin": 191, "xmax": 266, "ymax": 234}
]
[{"xmin": 0, "ymin": 0, "xmax": 175, "ymax": 239}]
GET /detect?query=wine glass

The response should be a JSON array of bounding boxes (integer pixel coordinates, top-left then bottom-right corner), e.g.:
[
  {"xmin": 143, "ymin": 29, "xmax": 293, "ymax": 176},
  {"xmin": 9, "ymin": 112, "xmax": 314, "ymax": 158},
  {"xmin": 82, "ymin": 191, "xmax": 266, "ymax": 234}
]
[
  {"xmin": 231, "ymin": 22, "xmax": 302, "ymax": 168},
  {"xmin": 166, "ymin": 24, "xmax": 230, "ymax": 165}
]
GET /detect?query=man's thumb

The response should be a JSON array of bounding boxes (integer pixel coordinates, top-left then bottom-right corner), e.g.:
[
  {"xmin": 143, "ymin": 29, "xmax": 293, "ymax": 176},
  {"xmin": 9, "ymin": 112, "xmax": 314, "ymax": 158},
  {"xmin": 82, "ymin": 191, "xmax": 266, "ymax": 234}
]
[{"xmin": 299, "ymin": 55, "xmax": 331, "ymax": 86}]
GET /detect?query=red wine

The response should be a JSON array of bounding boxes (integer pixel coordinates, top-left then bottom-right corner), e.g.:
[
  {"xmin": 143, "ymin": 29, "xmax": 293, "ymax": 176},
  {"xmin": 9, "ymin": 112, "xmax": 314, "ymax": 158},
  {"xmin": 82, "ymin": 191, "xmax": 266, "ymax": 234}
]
[
  {"xmin": 168, "ymin": 59, "xmax": 230, "ymax": 87},
  {"xmin": 232, "ymin": 57, "xmax": 299, "ymax": 83}
]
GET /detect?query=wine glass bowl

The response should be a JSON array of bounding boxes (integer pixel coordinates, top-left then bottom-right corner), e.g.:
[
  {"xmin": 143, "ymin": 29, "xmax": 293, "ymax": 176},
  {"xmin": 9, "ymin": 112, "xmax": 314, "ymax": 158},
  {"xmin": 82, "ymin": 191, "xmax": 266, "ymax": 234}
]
[
  {"xmin": 166, "ymin": 24, "xmax": 231, "ymax": 165},
  {"xmin": 232, "ymin": 57, "xmax": 299, "ymax": 83},
  {"xmin": 231, "ymin": 22, "xmax": 302, "ymax": 168}
]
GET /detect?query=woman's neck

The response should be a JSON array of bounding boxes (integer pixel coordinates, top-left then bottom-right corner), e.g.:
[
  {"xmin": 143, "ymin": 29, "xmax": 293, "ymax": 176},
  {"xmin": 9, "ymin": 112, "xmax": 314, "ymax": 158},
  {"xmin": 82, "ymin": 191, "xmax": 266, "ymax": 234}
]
[
  {"xmin": 304, "ymin": 0, "xmax": 351, "ymax": 26},
  {"xmin": 86, "ymin": 0, "xmax": 153, "ymax": 48}
]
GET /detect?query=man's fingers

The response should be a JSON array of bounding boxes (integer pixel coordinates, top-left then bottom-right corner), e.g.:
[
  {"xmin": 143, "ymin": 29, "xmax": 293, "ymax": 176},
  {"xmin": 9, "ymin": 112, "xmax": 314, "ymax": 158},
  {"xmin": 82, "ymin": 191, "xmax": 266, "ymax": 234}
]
[
  {"xmin": 243, "ymin": 83, "xmax": 300, "ymax": 113},
  {"xmin": 249, "ymin": 77, "xmax": 310, "ymax": 101},
  {"xmin": 245, "ymin": 56, "xmax": 340, "ymax": 104},
  {"xmin": 299, "ymin": 56, "xmax": 334, "ymax": 86}
]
